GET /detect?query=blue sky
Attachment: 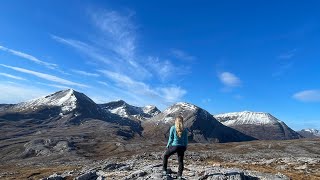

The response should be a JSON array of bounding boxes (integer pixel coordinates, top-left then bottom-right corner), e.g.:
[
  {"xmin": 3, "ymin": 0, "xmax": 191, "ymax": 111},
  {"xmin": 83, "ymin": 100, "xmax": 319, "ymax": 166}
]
[{"xmin": 0, "ymin": 0, "xmax": 319, "ymax": 130}]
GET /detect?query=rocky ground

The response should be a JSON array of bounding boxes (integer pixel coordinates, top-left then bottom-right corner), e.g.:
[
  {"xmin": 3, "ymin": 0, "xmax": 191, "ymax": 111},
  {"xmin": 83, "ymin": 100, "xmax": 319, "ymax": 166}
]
[{"xmin": 0, "ymin": 138, "xmax": 319, "ymax": 179}]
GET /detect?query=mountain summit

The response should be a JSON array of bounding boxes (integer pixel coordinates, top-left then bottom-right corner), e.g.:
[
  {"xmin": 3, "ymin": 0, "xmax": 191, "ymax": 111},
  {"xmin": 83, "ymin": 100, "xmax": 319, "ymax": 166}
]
[{"xmin": 215, "ymin": 111, "xmax": 303, "ymax": 140}]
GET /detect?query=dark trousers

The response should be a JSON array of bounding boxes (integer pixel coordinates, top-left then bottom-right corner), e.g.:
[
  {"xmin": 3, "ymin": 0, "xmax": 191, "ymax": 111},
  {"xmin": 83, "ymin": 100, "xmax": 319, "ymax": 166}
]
[{"xmin": 163, "ymin": 146, "xmax": 187, "ymax": 176}]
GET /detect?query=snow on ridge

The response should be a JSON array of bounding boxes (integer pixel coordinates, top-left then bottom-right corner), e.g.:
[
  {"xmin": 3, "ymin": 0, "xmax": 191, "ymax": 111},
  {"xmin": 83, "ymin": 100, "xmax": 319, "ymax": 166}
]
[
  {"xmin": 163, "ymin": 102, "xmax": 198, "ymax": 115},
  {"xmin": 302, "ymin": 128, "xmax": 320, "ymax": 135},
  {"xmin": 13, "ymin": 89, "xmax": 77, "ymax": 113},
  {"xmin": 215, "ymin": 111, "xmax": 281, "ymax": 125}
]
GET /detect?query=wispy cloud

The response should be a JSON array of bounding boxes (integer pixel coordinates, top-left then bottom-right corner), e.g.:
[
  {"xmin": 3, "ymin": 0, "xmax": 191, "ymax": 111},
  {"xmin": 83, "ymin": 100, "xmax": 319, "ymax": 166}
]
[
  {"xmin": 218, "ymin": 72, "xmax": 242, "ymax": 87},
  {"xmin": 99, "ymin": 70, "xmax": 186, "ymax": 104},
  {"xmin": 97, "ymin": 81, "xmax": 109, "ymax": 86},
  {"xmin": 51, "ymin": 35, "xmax": 115, "ymax": 65},
  {"xmin": 278, "ymin": 49, "xmax": 297, "ymax": 60},
  {"xmin": 170, "ymin": 49, "xmax": 196, "ymax": 61},
  {"xmin": 0, "ymin": 45, "xmax": 58, "ymax": 69},
  {"xmin": 273, "ymin": 49, "xmax": 297, "ymax": 78},
  {"xmin": 234, "ymin": 94, "xmax": 244, "ymax": 100},
  {"xmin": 37, "ymin": 82, "xmax": 71, "ymax": 90},
  {"xmin": 71, "ymin": 69, "xmax": 100, "ymax": 77},
  {"xmin": 0, "ymin": 64, "xmax": 89, "ymax": 88},
  {"xmin": 146, "ymin": 56, "xmax": 190, "ymax": 81},
  {"xmin": 201, "ymin": 98, "xmax": 212, "ymax": 104},
  {"xmin": 91, "ymin": 10, "xmax": 136, "ymax": 64},
  {"xmin": 293, "ymin": 90, "xmax": 320, "ymax": 102},
  {"xmin": 51, "ymin": 8, "xmax": 189, "ymax": 106},
  {"xmin": 0, "ymin": 72, "xmax": 26, "ymax": 80},
  {"xmin": 272, "ymin": 62, "xmax": 294, "ymax": 77}
]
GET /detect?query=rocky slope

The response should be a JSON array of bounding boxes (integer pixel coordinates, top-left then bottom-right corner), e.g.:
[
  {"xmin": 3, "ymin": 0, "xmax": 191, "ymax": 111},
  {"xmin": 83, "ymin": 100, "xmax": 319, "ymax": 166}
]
[
  {"xmin": 215, "ymin": 111, "xmax": 303, "ymax": 140},
  {"xmin": 298, "ymin": 128, "xmax": 320, "ymax": 138},
  {"xmin": 99, "ymin": 100, "xmax": 160, "ymax": 121},
  {"xmin": 143, "ymin": 102, "xmax": 256, "ymax": 143}
]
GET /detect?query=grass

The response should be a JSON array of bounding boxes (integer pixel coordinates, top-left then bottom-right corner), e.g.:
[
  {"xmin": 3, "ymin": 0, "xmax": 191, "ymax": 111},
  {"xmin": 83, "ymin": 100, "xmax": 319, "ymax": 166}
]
[{"xmin": 0, "ymin": 164, "xmax": 80, "ymax": 180}]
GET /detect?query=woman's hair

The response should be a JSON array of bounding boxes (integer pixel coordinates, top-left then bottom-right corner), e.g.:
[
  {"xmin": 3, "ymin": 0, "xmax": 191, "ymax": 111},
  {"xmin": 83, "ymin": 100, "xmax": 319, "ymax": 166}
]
[{"xmin": 175, "ymin": 115, "xmax": 184, "ymax": 138}]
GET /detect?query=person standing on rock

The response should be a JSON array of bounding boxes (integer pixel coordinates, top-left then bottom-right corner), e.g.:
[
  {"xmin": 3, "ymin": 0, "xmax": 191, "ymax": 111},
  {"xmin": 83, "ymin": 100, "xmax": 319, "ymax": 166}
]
[{"xmin": 162, "ymin": 115, "xmax": 188, "ymax": 179}]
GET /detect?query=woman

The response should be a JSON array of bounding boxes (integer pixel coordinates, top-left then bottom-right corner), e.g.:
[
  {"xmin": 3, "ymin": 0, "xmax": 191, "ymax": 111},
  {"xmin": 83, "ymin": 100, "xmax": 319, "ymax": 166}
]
[{"xmin": 162, "ymin": 115, "xmax": 188, "ymax": 179}]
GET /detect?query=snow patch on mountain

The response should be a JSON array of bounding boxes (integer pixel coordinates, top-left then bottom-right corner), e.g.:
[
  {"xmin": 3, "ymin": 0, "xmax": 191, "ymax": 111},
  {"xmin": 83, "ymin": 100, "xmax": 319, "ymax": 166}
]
[
  {"xmin": 101, "ymin": 100, "xmax": 160, "ymax": 119},
  {"xmin": 142, "ymin": 105, "xmax": 160, "ymax": 116},
  {"xmin": 215, "ymin": 111, "xmax": 282, "ymax": 125}
]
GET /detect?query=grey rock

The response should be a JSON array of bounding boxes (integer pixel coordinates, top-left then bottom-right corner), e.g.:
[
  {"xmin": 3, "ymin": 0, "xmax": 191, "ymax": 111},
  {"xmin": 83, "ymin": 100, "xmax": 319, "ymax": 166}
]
[{"xmin": 75, "ymin": 171, "xmax": 98, "ymax": 180}]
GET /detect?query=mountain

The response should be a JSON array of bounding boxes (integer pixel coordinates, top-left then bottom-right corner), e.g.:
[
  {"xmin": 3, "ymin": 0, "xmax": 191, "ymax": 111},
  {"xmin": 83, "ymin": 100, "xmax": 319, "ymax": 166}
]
[
  {"xmin": 99, "ymin": 100, "xmax": 160, "ymax": 120},
  {"xmin": 143, "ymin": 102, "xmax": 256, "ymax": 143},
  {"xmin": 298, "ymin": 129, "xmax": 320, "ymax": 138},
  {"xmin": 215, "ymin": 111, "xmax": 303, "ymax": 140},
  {"xmin": 0, "ymin": 89, "xmax": 142, "ymax": 133}
]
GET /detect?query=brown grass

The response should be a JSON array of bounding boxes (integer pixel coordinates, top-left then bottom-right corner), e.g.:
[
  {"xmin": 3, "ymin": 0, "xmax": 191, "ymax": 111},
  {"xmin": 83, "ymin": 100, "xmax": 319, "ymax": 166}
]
[
  {"xmin": 0, "ymin": 164, "xmax": 81, "ymax": 180},
  {"xmin": 207, "ymin": 160, "xmax": 320, "ymax": 180}
]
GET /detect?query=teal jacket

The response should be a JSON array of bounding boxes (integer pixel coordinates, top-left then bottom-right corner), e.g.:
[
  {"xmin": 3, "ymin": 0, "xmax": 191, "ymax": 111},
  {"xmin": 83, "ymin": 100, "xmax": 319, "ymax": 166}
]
[{"xmin": 166, "ymin": 126, "xmax": 188, "ymax": 148}]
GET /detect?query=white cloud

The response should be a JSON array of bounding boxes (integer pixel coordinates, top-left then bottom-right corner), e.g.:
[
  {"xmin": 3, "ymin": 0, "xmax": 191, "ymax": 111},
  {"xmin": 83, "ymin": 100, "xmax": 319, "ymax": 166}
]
[
  {"xmin": 0, "ymin": 82, "xmax": 51, "ymax": 104},
  {"xmin": 0, "ymin": 73, "xmax": 26, "ymax": 80},
  {"xmin": 218, "ymin": 72, "xmax": 242, "ymax": 87},
  {"xmin": 0, "ymin": 45, "xmax": 58, "ymax": 69},
  {"xmin": 0, "ymin": 64, "xmax": 89, "ymax": 88},
  {"xmin": 170, "ymin": 49, "xmax": 195, "ymax": 61},
  {"xmin": 71, "ymin": 69, "xmax": 99, "ymax": 77},
  {"xmin": 293, "ymin": 90, "xmax": 320, "ymax": 102}
]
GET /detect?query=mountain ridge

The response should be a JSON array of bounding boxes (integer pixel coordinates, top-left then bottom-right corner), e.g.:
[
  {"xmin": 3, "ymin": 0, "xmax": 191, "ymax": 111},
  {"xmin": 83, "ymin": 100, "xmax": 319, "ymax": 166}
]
[{"xmin": 215, "ymin": 111, "xmax": 303, "ymax": 140}]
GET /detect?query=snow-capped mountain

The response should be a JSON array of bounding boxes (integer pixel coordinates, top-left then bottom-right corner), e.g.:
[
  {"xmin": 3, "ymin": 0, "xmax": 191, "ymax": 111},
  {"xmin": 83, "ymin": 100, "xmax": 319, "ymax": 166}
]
[
  {"xmin": 143, "ymin": 102, "xmax": 256, "ymax": 143},
  {"xmin": 0, "ymin": 89, "xmax": 106, "ymax": 122},
  {"xmin": 99, "ymin": 100, "xmax": 160, "ymax": 120},
  {"xmin": 215, "ymin": 111, "xmax": 282, "ymax": 125},
  {"xmin": 298, "ymin": 129, "xmax": 320, "ymax": 138},
  {"xmin": 0, "ymin": 89, "xmax": 142, "ymax": 133},
  {"xmin": 9, "ymin": 89, "xmax": 89, "ymax": 113},
  {"xmin": 215, "ymin": 111, "xmax": 302, "ymax": 140}
]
